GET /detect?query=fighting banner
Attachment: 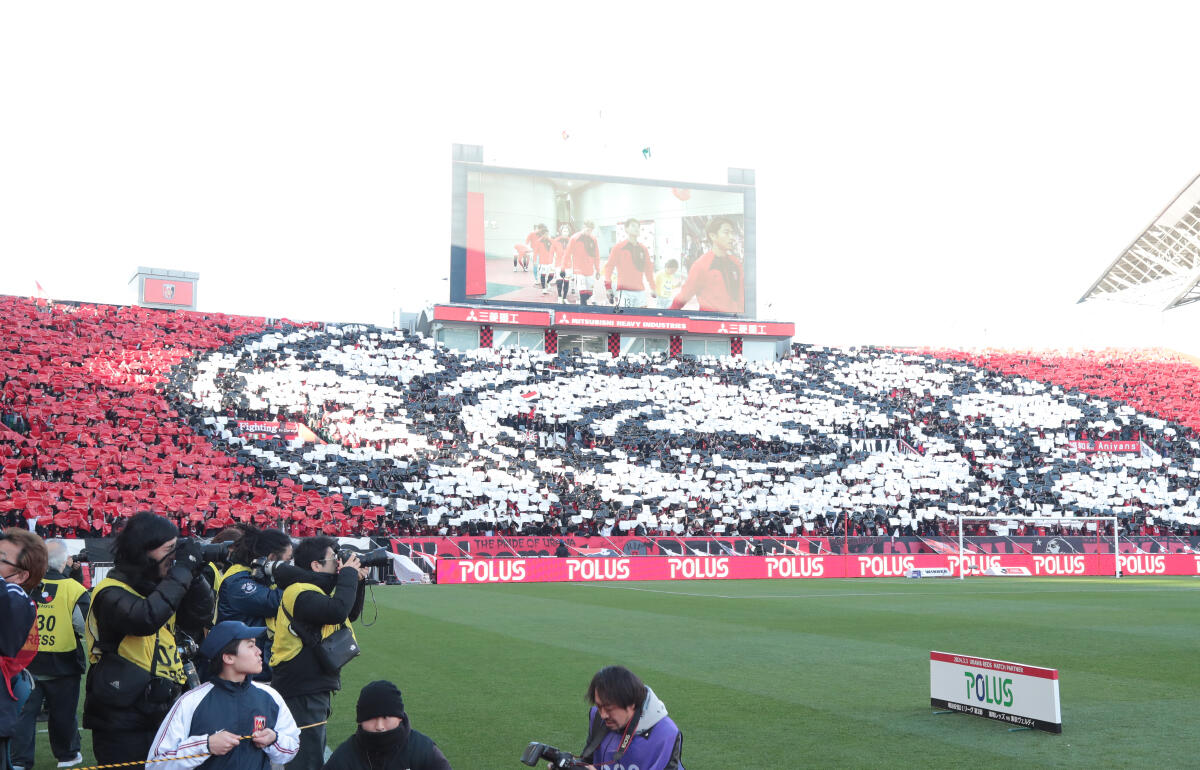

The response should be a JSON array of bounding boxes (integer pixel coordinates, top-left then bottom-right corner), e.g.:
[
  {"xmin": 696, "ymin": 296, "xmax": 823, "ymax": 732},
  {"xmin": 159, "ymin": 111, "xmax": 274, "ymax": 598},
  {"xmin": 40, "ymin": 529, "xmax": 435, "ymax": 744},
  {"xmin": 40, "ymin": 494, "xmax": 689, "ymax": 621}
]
[{"xmin": 235, "ymin": 421, "xmax": 321, "ymax": 442}]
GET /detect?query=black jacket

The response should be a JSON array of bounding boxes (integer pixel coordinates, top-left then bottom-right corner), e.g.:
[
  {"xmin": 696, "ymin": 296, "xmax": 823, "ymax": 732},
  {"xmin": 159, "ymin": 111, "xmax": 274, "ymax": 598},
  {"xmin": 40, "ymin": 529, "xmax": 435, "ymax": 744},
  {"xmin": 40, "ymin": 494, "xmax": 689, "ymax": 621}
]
[
  {"xmin": 322, "ymin": 719, "xmax": 451, "ymax": 770},
  {"xmin": 270, "ymin": 567, "xmax": 364, "ymax": 699},
  {"xmin": 82, "ymin": 563, "xmax": 214, "ymax": 732}
]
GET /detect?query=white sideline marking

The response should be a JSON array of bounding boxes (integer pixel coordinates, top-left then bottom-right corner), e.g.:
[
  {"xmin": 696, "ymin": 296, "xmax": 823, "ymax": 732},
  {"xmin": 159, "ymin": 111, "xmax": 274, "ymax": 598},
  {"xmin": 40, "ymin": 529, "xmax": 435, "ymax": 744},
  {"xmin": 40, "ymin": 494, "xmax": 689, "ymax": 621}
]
[{"xmin": 568, "ymin": 582, "xmax": 1200, "ymax": 600}]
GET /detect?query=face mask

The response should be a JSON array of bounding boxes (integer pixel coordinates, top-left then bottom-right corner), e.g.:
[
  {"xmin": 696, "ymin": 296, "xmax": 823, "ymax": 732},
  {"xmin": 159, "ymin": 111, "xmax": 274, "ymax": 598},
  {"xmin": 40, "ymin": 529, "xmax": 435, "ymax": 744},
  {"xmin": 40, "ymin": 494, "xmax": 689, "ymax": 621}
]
[{"xmin": 357, "ymin": 725, "xmax": 404, "ymax": 754}]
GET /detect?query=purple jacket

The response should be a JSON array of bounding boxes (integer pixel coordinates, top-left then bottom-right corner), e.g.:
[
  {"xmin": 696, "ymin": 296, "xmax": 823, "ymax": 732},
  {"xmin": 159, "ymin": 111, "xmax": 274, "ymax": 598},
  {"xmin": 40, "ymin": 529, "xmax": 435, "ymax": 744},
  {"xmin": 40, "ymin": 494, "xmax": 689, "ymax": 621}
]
[{"xmin": 583, "ymin": 687, "xmax": 684, "ymax": 770}]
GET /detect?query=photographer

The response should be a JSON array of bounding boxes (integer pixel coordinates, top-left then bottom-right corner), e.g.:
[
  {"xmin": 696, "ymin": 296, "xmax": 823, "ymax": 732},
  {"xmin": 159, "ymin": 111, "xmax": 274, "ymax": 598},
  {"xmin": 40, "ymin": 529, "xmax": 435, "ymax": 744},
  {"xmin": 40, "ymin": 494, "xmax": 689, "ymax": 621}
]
[
  {"xmin": 82, "ymin": 513, "xmax": 215, "ymax": 766},
  {"xmin": 323, "ymin": 680, "xmax": 451, "ymax": 770},
  {"xmin": 1, "ymin": 529, "xmax": 47, "ymax": 770},
  {"xmin": 216, "ymin": 527, "xmax": 296, "ymax": 682},
  {"xmin": 270, "ymin": 536, "xmax": 368, "ymax": 770},
  {"xmin": 204, "ymin": 526, "xmax": 246, "ymax": 606},
  {"xmin": 12, "ymin": 540, "xmax": 89, "ymax": 770},
  {"xmin": 579, "ymin": 666, "xmax": 684, "ymax": 770}
]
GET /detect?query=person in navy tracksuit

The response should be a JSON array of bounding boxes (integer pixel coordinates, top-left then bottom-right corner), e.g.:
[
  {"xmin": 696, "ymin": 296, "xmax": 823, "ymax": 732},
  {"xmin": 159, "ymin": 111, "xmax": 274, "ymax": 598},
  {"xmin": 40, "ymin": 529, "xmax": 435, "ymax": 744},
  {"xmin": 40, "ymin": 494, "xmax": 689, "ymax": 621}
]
[{"xmin": 148, "ymin": 621, "xmax": 300, "ymax": 770}]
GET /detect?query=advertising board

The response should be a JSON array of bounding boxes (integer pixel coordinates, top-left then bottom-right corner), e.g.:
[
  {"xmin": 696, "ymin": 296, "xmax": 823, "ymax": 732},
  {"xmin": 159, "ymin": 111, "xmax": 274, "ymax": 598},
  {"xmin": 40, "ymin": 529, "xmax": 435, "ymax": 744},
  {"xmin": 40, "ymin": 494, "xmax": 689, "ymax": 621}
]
[
  {"xmin": 930, "ymin": 651, "xmax": 1062, "ymax": 733},
  {"xmin": 430, "ymin": 553, "xmax": 1200, "ymax": 584}
]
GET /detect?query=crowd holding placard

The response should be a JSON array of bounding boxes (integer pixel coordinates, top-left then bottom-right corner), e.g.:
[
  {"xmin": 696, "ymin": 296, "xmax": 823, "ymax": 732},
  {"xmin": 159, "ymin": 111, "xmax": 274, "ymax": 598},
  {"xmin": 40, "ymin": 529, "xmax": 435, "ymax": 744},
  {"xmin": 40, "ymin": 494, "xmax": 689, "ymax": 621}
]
[{"xmin": 6, "ymin": 294, "xmax": 1200, "ymax": 769}]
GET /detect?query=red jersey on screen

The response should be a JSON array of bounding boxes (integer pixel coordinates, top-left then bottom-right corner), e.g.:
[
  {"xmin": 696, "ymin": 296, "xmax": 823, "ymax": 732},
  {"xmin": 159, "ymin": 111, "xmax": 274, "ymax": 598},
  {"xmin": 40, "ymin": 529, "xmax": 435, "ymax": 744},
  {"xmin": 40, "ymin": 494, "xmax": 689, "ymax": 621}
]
[
  {"xmin": 564, "ymin": 232, "xmax": 600, "ymax": 274},
  {"xmin": 513, "ymin": 243, "xmax": 531, "ymax": 256},
  {"xmin": 670, "ymin": 250, "xmax": 745, "ymax": 313},
  {"xmin": 552, "ymin": 236, "xmax": 569, "ymax": 268},
  {"xmin": 603, "ymin": 240, "xmax": 656, "ymax": 291},
  {"xmin": 532, "ymin": 233, "xmax": 554, "ymax": 265}
]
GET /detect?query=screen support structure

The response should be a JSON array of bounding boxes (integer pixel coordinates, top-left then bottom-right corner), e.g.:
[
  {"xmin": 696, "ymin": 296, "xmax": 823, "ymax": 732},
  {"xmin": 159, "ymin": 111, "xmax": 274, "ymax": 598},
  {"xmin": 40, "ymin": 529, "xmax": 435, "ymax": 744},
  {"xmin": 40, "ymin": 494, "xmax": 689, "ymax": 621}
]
[{"xmin": 955, "ymin": 516, "xmax": 1121, "ymax": 579}]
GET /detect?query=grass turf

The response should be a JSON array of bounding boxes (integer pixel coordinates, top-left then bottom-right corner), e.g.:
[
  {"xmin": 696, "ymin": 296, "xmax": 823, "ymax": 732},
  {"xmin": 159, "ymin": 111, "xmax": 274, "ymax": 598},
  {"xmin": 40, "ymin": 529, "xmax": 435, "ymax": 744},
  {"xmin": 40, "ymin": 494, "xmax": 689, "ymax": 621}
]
[{"xmin": 32, "ymin": 577, "xmax": 1200, "ymax": 768}]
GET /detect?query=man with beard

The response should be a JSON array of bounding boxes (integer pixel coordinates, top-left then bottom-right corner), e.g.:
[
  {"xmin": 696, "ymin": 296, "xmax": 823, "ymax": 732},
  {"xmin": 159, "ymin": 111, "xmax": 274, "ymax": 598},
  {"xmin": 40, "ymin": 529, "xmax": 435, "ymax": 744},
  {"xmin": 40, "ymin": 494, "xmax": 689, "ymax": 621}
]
[
  {"xmin": 562, "ymin": 221, "xmax": 601, "ymax": 305},
  {"xmin": 603, "ymin": 218, "xmax": 657, "ymax": 309},
  {"xmin": 269, "ymin": 537, "xmax": 367, "ymax": 770},
  {"xmin": 579, "ymin": 666, "xmax": 683, "ymax": 770},
  {"xmin": 323, "ymin": 681, "xmax": 451, "ymax": 770},
  {"xmin": 82, "ymin": 513, "xmax": 214, "ymax": 767},
  {"xmin": 669, "ymin": 217, "xmax": 744, "ymax": 313}
]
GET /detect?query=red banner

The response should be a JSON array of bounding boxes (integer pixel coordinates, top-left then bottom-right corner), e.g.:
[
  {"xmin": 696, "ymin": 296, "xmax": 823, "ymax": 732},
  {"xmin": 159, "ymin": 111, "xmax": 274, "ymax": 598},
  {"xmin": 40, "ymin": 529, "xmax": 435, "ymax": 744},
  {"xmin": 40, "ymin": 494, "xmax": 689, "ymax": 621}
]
[
  {"xmin": 553, "ymin": 311, "xmax": 689, "ymax": 333},
  {"xmin": 1068, "ymin": 440, "xmax": 1142, "ymax": 453},
  {"xmin": 552, "ymin": 311, "xmax": 795, "ymax": 337},
  {"xmin": 433, "ymin": 305, "xmax": 552, "ymax": 327},
  {"xmin": 685, "ymin": 319, "xmax": 796, "ymax": 337},
  {"xmin": 435, "ymin": 553, "xmax": 1200, "ymax": 584}
]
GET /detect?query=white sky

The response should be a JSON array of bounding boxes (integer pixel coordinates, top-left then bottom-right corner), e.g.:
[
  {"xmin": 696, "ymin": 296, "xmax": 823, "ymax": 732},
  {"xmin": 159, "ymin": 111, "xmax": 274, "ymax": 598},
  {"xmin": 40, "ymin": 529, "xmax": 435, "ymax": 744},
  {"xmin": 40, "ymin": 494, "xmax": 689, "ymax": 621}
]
[{"xmin": 3, "ymin": 2, "xmax": 1200, "ymax": 351}]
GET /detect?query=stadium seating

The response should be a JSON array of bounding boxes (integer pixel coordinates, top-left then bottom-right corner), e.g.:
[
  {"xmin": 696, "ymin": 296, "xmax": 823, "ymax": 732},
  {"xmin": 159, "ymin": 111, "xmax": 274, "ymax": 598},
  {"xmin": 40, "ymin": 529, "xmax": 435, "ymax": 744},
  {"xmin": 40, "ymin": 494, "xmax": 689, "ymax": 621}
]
[{"xmin": 3, "ymin": 295, "xmax": 1200, "ymax": 542}]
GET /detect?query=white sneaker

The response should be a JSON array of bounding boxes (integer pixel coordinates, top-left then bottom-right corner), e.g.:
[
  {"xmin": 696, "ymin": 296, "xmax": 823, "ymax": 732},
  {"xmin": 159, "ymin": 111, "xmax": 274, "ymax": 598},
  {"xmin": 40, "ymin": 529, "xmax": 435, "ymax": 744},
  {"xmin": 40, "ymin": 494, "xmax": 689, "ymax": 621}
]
[{"xmin": 57, "ymin": 753, "xmax": 84, "ymax": 768}]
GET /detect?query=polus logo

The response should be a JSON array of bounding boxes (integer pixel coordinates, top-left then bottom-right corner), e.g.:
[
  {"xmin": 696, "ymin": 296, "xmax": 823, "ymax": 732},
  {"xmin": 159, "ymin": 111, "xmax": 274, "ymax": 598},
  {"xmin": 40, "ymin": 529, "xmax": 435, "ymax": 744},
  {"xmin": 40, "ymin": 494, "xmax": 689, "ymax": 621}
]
[{"xmin": 964, "ymin": 673, "xmax": 1013, "ymax": 708}]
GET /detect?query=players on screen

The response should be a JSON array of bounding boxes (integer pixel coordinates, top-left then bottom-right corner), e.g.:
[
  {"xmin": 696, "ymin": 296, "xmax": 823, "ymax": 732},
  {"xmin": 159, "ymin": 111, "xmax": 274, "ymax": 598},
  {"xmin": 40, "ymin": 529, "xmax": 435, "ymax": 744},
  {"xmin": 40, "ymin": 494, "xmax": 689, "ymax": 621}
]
[{"xmin": 511, "ymin": 215, "xmax": 743, "ymax": 312}]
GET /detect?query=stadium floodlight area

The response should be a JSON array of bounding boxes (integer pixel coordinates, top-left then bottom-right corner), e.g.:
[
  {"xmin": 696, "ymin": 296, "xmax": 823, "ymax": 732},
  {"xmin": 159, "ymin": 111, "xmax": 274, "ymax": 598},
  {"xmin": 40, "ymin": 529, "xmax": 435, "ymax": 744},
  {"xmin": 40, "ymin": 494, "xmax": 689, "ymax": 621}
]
[
  {"xmin": 1079, "ymin": 172, "xmax": 1200, "ymax": 310},
  {"xmin": 956, "ymin": 515, "xmax": 1120, "ymax": 579}
]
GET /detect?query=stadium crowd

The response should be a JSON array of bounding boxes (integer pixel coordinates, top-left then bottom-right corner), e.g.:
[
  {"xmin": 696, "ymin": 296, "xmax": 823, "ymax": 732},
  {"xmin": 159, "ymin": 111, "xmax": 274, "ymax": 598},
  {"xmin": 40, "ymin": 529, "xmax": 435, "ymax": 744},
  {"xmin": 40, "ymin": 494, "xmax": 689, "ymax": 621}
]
[{"xmin": 2, "ymin": 295, "xmax": 1200, "ymax": 546}]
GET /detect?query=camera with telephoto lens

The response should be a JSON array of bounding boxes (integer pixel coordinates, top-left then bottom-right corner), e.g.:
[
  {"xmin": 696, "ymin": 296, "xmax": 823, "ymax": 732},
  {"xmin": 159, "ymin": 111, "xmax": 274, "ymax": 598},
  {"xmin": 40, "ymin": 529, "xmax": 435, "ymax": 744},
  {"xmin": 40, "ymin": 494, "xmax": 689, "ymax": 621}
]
[
  {"xmin": 250, "ymin": 557, "xmax": 289, "ymax": 584},
  {"xmin": 337, "ymin": 547, "xmax": 390, "ymax": 569},
  {"xmin": 177, "ymin": 633, "xmax": 201, "ymax": 690},
  {"xmin": 519, "ymin": 742, "xmax": 589, "ymax": 768},
  {"xmin": 180, "ymin": 538, "xmax": 235, "ymax": 564}
]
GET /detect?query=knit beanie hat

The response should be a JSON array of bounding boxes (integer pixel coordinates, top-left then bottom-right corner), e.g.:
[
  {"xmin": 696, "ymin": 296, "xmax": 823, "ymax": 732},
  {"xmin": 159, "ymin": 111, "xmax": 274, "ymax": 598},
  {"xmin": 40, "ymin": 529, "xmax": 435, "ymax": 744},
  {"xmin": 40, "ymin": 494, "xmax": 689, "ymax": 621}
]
[{"xmin": 357, "ymin": 681, "xmax": 405, "ymax": 722}]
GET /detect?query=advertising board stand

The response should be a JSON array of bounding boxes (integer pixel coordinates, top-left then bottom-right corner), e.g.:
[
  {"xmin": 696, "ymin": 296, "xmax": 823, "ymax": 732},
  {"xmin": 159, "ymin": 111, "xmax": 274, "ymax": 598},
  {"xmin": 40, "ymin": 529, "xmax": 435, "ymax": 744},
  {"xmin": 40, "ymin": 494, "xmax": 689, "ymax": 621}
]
[{"xmin": 929, "ymin": 651, "xmax": 1063, "ymax": 734}]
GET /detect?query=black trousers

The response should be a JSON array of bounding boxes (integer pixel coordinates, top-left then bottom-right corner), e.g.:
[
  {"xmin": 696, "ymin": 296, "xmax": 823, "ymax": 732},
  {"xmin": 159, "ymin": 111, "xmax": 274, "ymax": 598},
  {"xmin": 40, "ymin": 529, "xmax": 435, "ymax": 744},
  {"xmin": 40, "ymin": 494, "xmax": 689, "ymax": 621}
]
[
  {"xmin": 283, "ymin": 692, "xmax": 331, "ymax": 770},
  {"xmin": 91, "ymin": 728, "xmax": 156, "ymax": 768},
  {"xmin": 12, "ymin": 675, "xmax": 82, "ymax": 766}
]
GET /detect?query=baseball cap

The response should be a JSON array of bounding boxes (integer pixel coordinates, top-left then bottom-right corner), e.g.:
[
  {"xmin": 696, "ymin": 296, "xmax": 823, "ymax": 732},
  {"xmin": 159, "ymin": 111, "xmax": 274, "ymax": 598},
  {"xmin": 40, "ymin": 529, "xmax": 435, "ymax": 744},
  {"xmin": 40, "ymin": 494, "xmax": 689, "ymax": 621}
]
[{"xmin": 200, "ymin": 620, "xmax": 267, "ymax": 661}]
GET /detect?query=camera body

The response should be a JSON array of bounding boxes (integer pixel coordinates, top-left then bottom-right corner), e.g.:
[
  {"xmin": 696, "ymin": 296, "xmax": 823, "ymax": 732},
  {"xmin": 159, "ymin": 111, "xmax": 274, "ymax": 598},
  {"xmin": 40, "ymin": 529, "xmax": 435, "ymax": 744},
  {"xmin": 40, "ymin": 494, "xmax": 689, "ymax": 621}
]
[
  {"xmin": 181, "ymin": 538, "xmax": 235, "ymax": 564},
  {"xmin": 337, "ymin": 547, "xmax": 390, "ymax": 569},
  {"xmin": 251, "ymin": 557, "xmax": 289, "ymax": 584},
  {"xmin": 520, "ymin": 742, "xmax": 589, "ymax": 768}
]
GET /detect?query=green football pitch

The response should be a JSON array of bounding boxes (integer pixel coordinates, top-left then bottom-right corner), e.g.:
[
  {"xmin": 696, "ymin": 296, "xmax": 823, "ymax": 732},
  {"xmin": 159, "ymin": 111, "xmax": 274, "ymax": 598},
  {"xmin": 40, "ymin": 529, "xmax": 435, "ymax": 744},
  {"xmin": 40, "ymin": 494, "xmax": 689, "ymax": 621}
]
[{"xmin": 34, "ymin": 577, "xmax": 1200, "ymax": 769}]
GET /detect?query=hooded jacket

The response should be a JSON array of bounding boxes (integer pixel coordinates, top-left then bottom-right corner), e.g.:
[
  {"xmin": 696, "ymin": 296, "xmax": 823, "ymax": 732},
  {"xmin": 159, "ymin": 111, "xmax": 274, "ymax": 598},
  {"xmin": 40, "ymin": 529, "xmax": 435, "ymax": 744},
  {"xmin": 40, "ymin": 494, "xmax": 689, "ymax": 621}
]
[{"xmin": 582, "ymin": 687, "xmax": 684, "ymax": 770}]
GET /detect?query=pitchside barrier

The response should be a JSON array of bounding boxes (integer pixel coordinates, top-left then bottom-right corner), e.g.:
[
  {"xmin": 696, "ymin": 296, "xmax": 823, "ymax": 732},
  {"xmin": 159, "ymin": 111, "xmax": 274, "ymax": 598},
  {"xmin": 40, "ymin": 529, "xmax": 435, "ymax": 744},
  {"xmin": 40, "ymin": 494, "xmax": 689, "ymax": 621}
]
[
  {"xmin": 434, "ymin": 553, "xmax": 1200, "ymax": 584},
  {"xmin": 930, "ymin": 651, "xmax": 1063, "ymax": 733}
]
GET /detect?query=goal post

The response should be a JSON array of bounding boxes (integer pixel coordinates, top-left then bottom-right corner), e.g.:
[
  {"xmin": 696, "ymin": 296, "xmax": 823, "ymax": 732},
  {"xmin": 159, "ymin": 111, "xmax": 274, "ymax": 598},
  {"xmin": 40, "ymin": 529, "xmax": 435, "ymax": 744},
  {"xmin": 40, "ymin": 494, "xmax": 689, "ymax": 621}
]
[{"xmin": 955, "ymin": 515, "xmax": 1121, "ymax": 579}]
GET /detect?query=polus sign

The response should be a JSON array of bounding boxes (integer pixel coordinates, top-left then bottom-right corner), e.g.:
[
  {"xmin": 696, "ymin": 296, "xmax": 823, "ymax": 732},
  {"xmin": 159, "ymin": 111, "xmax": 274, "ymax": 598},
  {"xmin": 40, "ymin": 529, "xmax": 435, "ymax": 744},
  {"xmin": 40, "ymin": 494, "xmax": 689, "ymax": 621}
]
[
  {"xmin": 432, "ymin": 553, "xmax": 1200, "ymax": 584},
  {"xmin": 930, "ymin": 651, "xmax": 1062, "ymax": 733}
]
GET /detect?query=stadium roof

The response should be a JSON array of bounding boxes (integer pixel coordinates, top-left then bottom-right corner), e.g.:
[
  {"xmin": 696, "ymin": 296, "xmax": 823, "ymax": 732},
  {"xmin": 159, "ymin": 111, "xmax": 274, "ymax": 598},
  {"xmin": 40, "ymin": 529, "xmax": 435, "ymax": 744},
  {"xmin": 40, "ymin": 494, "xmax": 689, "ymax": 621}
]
[{"xmin": 1080, "ymin": 172, "xmax": 1200, "ymax": 310}]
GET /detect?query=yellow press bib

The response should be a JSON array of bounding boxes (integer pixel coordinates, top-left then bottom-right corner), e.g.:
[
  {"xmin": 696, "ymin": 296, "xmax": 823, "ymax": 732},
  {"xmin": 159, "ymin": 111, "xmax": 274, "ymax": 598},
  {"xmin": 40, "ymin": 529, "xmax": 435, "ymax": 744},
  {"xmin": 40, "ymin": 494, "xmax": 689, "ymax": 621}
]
[
  {"xmin": 33, "ymin": 578, "xmax": 88, "ymax": 653},
  {"xmin": 269, "ymin": 582, "xmax": 356, "ymax": 667},
  {"xmin": 84, "ymin": 577, "xmax": 186, "ymax": 684}
]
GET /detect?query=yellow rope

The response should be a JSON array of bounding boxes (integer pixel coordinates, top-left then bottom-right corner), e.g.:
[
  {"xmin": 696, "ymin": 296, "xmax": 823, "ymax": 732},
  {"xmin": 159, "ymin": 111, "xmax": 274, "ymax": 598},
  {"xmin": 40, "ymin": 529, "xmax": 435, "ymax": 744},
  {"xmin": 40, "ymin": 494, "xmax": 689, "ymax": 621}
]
[{"xmin": 71, "ymin": 721, "xmax": 329, "ymax": 770}]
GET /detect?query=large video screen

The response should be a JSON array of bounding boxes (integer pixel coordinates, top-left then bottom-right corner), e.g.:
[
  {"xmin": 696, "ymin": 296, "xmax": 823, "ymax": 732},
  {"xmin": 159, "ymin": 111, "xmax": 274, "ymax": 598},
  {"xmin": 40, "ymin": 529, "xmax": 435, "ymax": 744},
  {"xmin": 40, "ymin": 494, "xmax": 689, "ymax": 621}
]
[{"xmin": 450, "ymin": 164, "xmax": 755, "ymax": 317}]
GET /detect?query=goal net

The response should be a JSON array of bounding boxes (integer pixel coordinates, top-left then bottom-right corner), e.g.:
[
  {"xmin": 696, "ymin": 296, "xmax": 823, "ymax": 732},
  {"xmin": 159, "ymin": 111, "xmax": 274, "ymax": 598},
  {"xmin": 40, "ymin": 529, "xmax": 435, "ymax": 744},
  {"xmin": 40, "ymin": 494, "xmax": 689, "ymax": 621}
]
[{"xmin": 955, "ymin": 515, "xmax": 1121, "ymax": 579}]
